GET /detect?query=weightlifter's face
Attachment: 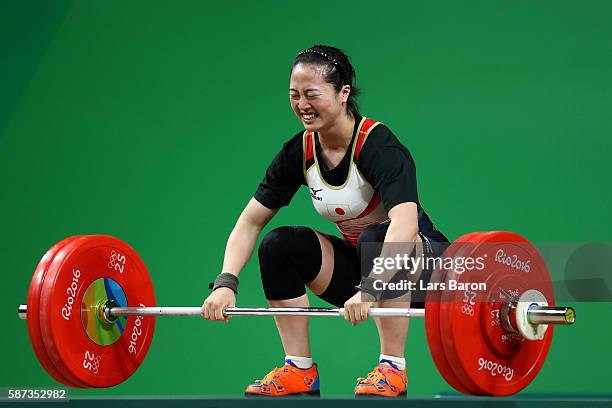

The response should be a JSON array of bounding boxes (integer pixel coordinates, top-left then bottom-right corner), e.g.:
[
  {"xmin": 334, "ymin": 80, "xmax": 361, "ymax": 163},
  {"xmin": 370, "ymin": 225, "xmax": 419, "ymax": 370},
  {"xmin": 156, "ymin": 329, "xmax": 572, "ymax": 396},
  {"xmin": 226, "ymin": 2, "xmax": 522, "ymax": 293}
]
[{"xmin": 289, "ymin": 63, "xmax": 347, "ymax": 132}]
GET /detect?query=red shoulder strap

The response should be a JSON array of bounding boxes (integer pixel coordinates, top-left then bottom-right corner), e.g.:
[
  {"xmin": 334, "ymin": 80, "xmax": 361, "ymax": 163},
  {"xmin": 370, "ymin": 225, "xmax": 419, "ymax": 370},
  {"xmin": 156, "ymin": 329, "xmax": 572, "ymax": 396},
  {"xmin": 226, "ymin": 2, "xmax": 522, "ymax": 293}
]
[
  {"xmin": 303, "ymin": 130, "xmax": 314, "ymax": 161},
  {"xmin": 354, "ymin": 118, "xmax": 378, "ymax": 161}
]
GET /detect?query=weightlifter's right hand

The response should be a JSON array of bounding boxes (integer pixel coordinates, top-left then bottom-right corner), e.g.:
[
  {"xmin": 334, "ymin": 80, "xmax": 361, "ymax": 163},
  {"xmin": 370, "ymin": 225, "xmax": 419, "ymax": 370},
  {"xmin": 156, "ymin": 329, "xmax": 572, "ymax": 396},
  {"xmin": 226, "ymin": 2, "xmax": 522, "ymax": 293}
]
[{"xmin": 202, "ymin": 287, "xmax": 235, "ymax": 323}]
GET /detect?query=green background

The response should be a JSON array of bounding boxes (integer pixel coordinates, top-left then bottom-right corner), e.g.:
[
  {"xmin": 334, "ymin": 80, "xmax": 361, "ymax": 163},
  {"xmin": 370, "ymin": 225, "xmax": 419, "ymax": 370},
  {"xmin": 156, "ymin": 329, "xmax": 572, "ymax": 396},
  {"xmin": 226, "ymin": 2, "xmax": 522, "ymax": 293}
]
[{"xmin": 2, "ymin": 0, "xmax": 611, "ymax": 397}]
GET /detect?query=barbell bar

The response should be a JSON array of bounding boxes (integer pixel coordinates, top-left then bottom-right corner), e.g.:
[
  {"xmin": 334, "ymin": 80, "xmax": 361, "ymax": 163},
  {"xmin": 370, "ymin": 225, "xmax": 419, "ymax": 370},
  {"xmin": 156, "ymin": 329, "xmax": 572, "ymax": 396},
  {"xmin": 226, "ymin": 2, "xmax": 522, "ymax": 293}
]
[{"xmin": 18, "ymin": 304, "xmax": 574, "ymax": 323}]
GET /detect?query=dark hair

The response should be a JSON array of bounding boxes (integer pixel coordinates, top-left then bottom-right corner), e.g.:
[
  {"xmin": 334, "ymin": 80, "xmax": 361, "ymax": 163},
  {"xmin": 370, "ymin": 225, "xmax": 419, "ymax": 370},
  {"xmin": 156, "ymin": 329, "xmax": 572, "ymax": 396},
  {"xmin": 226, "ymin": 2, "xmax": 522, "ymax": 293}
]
[{"xmin": 292, "ymin": 45, "xmax": 360, "ymax": 115}]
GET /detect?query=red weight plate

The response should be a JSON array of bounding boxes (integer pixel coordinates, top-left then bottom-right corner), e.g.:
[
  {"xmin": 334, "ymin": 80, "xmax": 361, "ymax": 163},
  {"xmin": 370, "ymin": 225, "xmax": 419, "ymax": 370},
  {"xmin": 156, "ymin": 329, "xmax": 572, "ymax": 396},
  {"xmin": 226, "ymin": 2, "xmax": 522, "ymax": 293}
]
[
  {"xmin": 39, "ymin": 235, "xmax": 156, "ymax": 387},
  {"xmin": 439, "ymin": 231, "xmax": 554, "ymax": 396},
  {"xmin": 27, "ymin": 236, "xmax": 83, "ymax": 388},
  {"xmin": 425, "ymin": 232, "xmax": 485, "ymax": 395}
]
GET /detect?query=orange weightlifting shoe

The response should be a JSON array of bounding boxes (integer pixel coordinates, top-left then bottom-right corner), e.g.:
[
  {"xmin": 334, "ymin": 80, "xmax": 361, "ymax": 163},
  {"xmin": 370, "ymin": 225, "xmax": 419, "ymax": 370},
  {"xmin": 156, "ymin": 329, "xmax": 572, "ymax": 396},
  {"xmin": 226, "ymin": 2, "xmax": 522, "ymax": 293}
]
[
  {"xmin": 245, "ymin": 361, "xmax": 320, "ymax": 397},
  {"xmin": 354, "ymin": 363, "xmax": 407, "ymax": 397}
]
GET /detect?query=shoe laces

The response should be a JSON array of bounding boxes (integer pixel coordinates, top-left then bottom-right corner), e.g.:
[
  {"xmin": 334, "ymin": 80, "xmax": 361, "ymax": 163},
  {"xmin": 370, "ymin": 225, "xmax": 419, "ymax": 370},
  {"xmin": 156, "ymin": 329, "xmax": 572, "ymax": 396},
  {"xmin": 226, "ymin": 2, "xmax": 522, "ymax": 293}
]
[
  {"xmin": 258, "ymin": 366, "xmax": 293, "ymax": 385},
  {"xmin": 357, "ymin": 367, "xmax": 387, "ymax": 385}
]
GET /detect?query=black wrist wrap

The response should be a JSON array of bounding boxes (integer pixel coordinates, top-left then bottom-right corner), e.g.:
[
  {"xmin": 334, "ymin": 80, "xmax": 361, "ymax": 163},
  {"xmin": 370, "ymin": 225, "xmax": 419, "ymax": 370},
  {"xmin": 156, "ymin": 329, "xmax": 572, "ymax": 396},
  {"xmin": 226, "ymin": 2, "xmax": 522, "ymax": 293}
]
[{"xmin": 208, "ymin": 273, "xmax": 239, "ymax": 294}]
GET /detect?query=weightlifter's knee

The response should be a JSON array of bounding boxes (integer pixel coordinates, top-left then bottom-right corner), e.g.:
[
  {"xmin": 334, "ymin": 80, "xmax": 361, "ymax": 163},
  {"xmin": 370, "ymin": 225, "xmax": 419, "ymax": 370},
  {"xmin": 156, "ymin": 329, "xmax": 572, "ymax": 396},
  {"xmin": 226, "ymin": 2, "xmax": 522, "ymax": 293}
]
[{"xmin": 258, "ymin": 226, "xmax": 322, "ymax": 300}]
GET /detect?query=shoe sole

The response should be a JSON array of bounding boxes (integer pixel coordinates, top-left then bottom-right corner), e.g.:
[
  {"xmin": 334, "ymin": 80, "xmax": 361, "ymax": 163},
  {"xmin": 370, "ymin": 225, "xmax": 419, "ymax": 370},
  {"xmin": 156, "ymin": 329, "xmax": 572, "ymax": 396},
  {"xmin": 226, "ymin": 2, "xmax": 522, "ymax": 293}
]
[
  {"xmin": 355, "ymin": 391, "xmax": 407, "ymax": 398},
  {"xmin": 245, "ymin": 390, "xmax": 320, "ymax": 398}
]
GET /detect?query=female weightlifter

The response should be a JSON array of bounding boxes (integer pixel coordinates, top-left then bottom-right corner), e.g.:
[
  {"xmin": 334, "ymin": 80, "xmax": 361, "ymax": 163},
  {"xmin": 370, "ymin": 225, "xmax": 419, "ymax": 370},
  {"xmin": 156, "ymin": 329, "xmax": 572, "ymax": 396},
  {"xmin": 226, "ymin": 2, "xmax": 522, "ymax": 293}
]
[{"xmin": 202, "ymin": 45, "xmax": 448, "ymax": 397}]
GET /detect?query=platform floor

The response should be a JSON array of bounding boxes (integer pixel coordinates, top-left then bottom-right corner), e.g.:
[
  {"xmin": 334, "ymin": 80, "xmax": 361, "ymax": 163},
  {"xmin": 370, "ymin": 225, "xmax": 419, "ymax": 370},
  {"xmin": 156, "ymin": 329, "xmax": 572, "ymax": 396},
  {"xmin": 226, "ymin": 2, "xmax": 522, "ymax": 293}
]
[{"xmin": 2, "ymin": 395, "xmax": 612, "ymax": 408}]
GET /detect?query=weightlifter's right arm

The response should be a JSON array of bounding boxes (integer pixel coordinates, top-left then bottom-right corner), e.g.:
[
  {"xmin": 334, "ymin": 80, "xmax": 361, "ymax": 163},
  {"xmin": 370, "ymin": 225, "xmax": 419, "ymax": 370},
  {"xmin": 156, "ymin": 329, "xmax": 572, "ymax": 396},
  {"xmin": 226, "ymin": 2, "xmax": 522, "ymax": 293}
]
[{"xmin": 202, "ymin": 197, "xmax": 277, "ymax": 322}]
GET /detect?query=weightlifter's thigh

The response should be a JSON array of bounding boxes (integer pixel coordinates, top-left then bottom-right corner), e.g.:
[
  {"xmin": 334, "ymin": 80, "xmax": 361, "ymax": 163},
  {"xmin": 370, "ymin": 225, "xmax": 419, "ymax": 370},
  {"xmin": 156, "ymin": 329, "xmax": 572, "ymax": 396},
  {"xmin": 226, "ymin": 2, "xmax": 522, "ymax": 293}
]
[{"xmin": 306, "ymin": 231, "xmax": 361, "ymax": 308}]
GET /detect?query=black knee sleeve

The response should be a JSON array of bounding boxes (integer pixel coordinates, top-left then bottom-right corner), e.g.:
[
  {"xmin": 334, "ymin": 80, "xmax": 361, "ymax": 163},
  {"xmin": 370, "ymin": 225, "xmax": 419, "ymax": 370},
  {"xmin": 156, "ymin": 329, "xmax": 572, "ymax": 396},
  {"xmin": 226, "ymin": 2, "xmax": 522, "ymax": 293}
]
[{"xmin": 258, "ymin": 226, "xmax": 322, "ymax": 300}]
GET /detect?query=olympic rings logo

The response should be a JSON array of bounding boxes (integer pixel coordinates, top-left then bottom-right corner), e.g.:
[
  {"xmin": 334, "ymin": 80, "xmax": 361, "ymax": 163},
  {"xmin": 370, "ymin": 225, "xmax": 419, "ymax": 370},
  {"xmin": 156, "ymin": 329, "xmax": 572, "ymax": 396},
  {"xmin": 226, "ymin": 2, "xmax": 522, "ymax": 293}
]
[
  {"xmin": 91, "ymin": 356, "xmax": 101, "ymax": 374},
  {"xmin": 108, "ymin": 250, "xmax": 126, "ymax": 274},
  {"xmin": 83, "ymin": 351, "xmax": 102, "ymax": 375},
  {"xmin": 108, "ymin": 251, "xmax": 118, "ymax": 269},
  {"xmin": 461, "ymin": 303, "xmax": 475, "ymax": 316}
]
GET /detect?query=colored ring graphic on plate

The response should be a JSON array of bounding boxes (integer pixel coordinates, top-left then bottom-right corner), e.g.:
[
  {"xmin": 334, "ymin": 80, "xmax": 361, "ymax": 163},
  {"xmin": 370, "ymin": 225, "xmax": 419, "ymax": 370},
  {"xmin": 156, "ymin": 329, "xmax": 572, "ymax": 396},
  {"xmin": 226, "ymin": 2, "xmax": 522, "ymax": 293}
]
[{"xmin": 81, "ymin": 278, "xmax": 128, "ymax": 346}]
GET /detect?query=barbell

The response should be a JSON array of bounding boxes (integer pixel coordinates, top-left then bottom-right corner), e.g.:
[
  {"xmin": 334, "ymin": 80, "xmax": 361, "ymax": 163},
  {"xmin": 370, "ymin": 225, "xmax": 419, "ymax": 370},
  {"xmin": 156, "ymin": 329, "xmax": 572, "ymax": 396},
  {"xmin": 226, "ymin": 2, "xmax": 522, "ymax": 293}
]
[{"xmin": 18, "ymin": 231, "xmax": 575, "ymax": 395}]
